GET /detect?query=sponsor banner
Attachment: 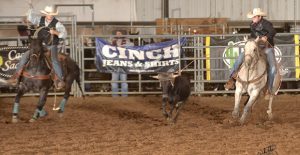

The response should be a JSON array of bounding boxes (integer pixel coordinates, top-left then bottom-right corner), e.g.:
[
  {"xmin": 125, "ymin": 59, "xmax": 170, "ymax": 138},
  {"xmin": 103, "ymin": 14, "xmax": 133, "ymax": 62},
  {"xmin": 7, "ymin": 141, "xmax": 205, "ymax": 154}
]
[
  {"xmin": 0, "ymin": 47, "xmax": 28, "ymax": 79},
  {"xmin": 95, "ymin": 38, "xmax": 186, "ymax": 73},
  {"xmin": 207, "ymin": 36, "xmax": 294, "ymax": 80}
]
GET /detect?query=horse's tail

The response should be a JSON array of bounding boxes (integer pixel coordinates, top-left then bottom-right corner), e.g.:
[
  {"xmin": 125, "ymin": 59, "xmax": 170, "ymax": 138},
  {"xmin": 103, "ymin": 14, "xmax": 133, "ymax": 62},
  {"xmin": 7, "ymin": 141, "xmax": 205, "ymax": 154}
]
[{"xmin": 75, "ymin": 68, "xmax": 85, "ymax": 99}]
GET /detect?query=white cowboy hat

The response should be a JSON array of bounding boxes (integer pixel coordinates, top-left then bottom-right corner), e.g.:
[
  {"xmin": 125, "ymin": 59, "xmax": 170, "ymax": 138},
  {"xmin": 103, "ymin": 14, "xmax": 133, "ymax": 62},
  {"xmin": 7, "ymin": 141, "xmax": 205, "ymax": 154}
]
[
  {"xmin": 40, "ymin": 5, "xmax": 58, "ymax": 16},
  {"xmin": 247, "ymin": 8, "xmax": 267, "ymax": 18}
]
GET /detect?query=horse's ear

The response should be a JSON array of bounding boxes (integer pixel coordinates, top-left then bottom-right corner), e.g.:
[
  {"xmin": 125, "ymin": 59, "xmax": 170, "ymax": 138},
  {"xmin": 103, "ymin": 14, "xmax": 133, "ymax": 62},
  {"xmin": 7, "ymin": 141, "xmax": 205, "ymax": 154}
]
[{"xmin": 243, "ymin": 36, "xmax": 248, "ymax": 41}]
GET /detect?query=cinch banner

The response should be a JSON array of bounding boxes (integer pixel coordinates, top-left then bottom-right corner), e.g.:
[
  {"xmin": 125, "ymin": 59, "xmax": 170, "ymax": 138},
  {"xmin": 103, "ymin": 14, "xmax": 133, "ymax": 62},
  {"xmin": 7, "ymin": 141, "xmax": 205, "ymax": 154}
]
[
  {"xmin": 95, "ymin": 38, "xmax": 186, "ymax": 73},
  {"xmin": 0, "ymin": 47, "xmax": 28, "ymax": 79}
]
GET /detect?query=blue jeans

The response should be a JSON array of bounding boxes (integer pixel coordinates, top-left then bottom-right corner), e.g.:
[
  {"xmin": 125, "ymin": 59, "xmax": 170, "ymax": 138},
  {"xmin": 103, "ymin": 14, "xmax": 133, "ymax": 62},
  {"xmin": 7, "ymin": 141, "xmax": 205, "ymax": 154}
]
[
  {"xmin": 230, "ymin": 48, "xmax": 276, "ymax": 92},
  {"xmin": 111, "ymin": 72, "xmax": 128, "ymax": 97},
  {"xmin": 16, "ymin": 45, "xmax": 63, "ymax": 80}
]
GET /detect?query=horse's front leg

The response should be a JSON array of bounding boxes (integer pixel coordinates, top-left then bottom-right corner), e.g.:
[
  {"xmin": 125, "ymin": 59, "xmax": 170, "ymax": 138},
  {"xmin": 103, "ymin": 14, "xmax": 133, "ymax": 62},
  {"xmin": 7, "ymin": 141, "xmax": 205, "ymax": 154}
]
[
  {"xmin": 240, "ymin": 90, "xmax": 260, "ymax": 125},
  {"xmin": 232, "ymin": 87, "xmax": 243, "ymax": 119},
  {"xmin": 267, "ymin": 95, "xmax": 274, "ymax": 120},
  {"xmin": 30, "ymin": 88, "xmax": 49, "ymax": 122},
  {"xmin": 12, "ymin": 86, "xmax": 26, "ymax": 123}
]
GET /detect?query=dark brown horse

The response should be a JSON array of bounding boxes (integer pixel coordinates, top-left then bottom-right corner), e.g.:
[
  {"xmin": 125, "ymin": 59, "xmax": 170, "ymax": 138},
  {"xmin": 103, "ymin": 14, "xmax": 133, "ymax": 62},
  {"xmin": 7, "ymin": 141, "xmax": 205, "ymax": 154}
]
[{"xmin": 8, "ymin": 27, "xmax": 84, "ymax": 122}]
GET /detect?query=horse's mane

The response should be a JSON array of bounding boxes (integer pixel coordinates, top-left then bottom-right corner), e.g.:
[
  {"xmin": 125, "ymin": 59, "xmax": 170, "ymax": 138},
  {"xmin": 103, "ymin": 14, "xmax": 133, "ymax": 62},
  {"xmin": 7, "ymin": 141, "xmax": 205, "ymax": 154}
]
[
  {"xmin": 30, "ymin": 38, "xmax": 45, "ymax": 53},
  {"xmin": 244, "ymin": 38, "xmax": 268, "ymax": 63}
]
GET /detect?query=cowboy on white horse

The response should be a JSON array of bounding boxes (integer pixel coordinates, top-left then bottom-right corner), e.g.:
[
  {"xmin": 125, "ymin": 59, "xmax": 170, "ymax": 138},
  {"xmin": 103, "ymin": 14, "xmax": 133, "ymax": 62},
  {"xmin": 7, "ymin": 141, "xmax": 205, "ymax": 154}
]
[{"xmin": 224, "ymin": 8, "xmax": 277, "ymax": 95}]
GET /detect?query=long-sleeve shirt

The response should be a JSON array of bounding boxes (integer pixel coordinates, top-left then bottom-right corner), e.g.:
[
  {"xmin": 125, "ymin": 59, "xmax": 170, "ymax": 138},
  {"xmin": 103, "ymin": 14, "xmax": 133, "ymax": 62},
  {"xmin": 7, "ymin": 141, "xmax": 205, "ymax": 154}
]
[
  {"xmin": 250, "ymin": 18, "xmax": 276, "ymax": 46},
  {"xmin": 112, "ymin": 37, "xmax": 133, "ymax": 47},
  {"xmin": 27, "ymin": 9, "xmax": 67, "ymax": 39}
]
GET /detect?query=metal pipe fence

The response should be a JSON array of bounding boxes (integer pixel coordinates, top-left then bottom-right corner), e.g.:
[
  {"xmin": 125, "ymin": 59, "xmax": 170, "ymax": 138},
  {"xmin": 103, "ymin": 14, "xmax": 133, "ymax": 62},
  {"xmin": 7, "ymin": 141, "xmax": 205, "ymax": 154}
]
[
  {"xmin": 79, "ymin": 33, "xmax": 300, "ymax": 96},
  {"xmin": 1, "ymin": 31, "xmax": 300, "ymax": 97}
]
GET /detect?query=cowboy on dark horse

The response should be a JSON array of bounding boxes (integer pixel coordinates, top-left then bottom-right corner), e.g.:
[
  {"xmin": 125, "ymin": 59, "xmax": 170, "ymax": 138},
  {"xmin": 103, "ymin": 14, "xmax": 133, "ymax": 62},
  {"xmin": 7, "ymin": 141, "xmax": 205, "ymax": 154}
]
[{"xmin": 7, "ymin": 5, "xmax": 66, "ymax": 89}]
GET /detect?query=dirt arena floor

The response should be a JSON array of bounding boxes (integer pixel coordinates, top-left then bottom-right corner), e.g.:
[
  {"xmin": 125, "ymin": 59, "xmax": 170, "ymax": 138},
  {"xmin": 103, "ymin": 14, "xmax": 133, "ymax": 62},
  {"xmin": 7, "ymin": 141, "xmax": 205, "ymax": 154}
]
[{"xmin": 0, "ymin": 94, "xmax": 299, "ymax": 155}]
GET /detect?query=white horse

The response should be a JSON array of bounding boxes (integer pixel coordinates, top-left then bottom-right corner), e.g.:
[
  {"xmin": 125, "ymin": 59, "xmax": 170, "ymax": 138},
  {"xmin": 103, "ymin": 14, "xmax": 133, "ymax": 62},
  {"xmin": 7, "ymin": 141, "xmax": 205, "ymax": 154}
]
[{"xmin": 232, "ymin": 39, "xmax": 281, "ymax": 125}]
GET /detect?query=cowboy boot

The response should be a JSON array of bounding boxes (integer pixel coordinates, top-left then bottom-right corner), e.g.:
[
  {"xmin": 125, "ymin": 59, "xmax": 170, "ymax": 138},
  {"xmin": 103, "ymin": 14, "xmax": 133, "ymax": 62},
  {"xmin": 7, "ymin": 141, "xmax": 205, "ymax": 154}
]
[
  {"xmin": 54, "ymin": 78, "xmax": 65, "ymax": 90},
  {"xmin": 52, "ymin": 73, "xmax": 65, "ymax": 90},
  {"xmin": 224, "ymin": 72, "xmax": 238, "ymax": 90},
  {"xmin": 224, "ymin": 78, "xmax": 235, "ymax": 90}
]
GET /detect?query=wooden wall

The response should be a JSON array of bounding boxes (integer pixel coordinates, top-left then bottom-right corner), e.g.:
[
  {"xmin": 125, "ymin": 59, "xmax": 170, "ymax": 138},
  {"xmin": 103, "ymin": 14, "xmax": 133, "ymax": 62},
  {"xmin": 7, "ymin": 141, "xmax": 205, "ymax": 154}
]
[{"xmin": 156, "ymin": 18, "xmax": 228, "ymax": 35}]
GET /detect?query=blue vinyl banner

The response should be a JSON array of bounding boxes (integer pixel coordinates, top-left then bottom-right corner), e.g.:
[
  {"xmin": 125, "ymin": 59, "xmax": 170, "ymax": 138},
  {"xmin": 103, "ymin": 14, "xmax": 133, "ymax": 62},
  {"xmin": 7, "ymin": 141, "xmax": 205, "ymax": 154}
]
[{"xmin": 95, "ymin": 38, "xmax": 186, "ymax": 73}]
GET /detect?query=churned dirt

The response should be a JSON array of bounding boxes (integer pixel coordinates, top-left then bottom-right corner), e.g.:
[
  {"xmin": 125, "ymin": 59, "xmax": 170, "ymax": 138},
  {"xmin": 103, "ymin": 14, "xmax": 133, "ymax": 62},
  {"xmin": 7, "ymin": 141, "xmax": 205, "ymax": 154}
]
[{"xmin": 0, "ymin": 94, "xmax": 299, "ymax": 155}]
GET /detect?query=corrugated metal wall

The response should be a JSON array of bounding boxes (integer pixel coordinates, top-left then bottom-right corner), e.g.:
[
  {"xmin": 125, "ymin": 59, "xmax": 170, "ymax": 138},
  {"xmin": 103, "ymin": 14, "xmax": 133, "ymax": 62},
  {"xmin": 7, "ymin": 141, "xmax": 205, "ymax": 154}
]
[
  {"xmin": 135, "ymin": 0, "xmax": 161, "ymax": 21},
  {"xmin": 0, "ymin": 0, "xmax": 299, "ymax": 22},
  {"xmin": 0, "ymin": 0, "xmax": 132, "ymax": 22},
  {"xmin": 136, "ymin": 0, "xmax": 300, "ymax": 21}
]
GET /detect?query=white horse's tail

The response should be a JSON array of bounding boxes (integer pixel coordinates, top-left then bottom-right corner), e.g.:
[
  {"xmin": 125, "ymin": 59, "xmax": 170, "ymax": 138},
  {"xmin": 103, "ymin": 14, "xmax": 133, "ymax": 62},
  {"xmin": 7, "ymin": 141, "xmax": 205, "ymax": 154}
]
[{"xmin": 273, "ymin": 63, "xmax": 284, "ymax": 95}]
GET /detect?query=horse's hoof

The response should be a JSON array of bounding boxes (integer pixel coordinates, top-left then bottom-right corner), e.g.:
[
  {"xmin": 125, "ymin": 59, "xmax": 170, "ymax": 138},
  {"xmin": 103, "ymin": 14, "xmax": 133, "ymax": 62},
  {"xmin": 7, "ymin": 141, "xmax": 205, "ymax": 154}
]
[
  {"xmin": 268, "ymin": 113, "xmax": 273, "ymax": 120},
  {"xmin": 39, "ymin": 111, "xmax": 48, "ymax": 118},
  {"xmin": 232, "ymin": 111, "xmax": 239, "ymax": 119},
  {"xmin": 12, "ymin": 117, "xmax": 18, "ymax": 123},
  {"xmin": 167, "ymin": 118, "xmax": 175, "ymax": 124},
  {"xmin": 29, "ymin": 118, "xmax": 37, "ymax": 123},
  {"xmin": 162, "ymin": 111, "xmax": 169, "ymax": 118},
  {"xmin": 239, "ymin": 119, "xmax": 245, "ymax": 126},
  {"xmin": 167, "ymin": 116, "xmax": 172, "ymax": 121},
  {"xmin": 267, "ymin": 110, "xmax": 273, "ymax": 120},
  {"xmin": 58, "ymin": 109, "xmax": 63, "ymax": 113},
  {"xmin": 239, "ymin": 116, "xmax": 247, "ymax": 125}
]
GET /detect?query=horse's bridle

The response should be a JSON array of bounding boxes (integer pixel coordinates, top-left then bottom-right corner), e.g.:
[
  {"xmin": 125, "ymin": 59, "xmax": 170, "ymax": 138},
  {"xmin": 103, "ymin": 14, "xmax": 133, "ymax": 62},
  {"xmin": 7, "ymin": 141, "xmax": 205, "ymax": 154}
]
[
  {"xmin": 236, "ymin": 41, "xmax": 267, "ymax": 85},
  {"xmin": 243, "ymin": 41, "xmax": 260, "ymax": 69},
  {"xmin": 32, "ymin": 26, "xmax": 53, "ymax": 45}
]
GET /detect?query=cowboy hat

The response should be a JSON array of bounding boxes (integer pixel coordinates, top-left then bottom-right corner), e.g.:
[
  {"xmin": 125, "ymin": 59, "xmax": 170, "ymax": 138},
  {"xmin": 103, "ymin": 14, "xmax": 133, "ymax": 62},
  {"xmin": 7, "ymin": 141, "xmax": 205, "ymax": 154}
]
[
  {"xmin": 247, "ymin": 8, "xmax": 267, "ymax": 18},
  {"xmin": 40, "ymin": 5, "xmax": 58, "ymax": 16}
]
